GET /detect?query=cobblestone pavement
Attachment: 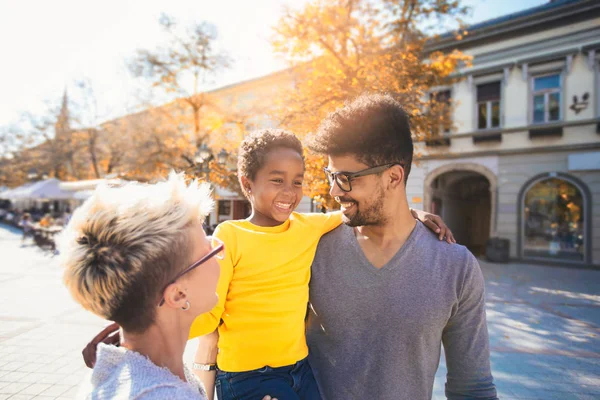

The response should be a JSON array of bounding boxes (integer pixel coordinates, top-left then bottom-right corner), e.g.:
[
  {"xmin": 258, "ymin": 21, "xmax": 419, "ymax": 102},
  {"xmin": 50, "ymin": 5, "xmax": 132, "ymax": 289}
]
[{"xmin": 0, "ymin": 223, "xmax": 599, "ymax": 399}]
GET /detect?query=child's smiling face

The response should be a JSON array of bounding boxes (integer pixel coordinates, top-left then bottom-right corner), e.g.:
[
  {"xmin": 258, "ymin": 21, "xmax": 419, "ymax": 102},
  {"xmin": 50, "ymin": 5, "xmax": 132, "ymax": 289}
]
[{"xmin": 244, "ymin": 147, "xmax": 305, "ymax": 227}]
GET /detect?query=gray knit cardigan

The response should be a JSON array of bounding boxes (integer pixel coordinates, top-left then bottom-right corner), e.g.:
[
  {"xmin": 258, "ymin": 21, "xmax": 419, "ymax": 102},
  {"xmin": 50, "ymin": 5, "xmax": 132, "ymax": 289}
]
[{"xmin": 77, "ymin": 343, "xmax": 207, "ymax": 399}]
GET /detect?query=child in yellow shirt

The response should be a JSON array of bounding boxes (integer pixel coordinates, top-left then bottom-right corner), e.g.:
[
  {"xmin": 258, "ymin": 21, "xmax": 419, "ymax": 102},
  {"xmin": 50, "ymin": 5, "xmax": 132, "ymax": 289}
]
[{"xmin": 190, "ymin": 129, "xmax": 453, "ymax": 400}]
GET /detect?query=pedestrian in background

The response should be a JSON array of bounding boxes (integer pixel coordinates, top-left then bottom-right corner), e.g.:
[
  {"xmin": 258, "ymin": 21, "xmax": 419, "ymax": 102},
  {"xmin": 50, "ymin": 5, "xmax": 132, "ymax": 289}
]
[{"xmin": 19, "ymin": 213, "xmax": 33, "ymax": 245}]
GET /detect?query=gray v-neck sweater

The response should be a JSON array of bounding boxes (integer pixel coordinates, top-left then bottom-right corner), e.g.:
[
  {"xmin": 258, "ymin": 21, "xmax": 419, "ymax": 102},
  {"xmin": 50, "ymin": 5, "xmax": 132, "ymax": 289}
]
[{"xmin": 307, "ymin": 222, "xmax": 497, "ymax": 400}]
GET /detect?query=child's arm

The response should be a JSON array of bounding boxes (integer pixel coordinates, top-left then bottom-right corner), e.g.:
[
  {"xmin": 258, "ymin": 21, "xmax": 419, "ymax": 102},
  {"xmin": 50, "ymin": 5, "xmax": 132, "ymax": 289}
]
[
  {"xmin": 189, "ymin": 224, "xmax": 234, "ymax": 338},
  {"xmin": 304, "ymin": 209, "xmax": 454, "ymax": 243},
  {"xmin": 193, "ymin": 329, "xmax": 219, "ymax": 400},
  {"xmin": 193, "ymin": 332, "xmax": 279, "ymax": 400},
  {"xmin": 410, "ymin": 208, "xmax": 456, "ymax": 243}
]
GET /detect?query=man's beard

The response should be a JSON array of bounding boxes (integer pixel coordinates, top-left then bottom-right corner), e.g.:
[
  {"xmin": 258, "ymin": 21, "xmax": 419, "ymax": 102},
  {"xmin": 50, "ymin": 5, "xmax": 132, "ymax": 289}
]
[{"xmin": 339, "ymin": 184, "xmax": 387, "ymax": 227}]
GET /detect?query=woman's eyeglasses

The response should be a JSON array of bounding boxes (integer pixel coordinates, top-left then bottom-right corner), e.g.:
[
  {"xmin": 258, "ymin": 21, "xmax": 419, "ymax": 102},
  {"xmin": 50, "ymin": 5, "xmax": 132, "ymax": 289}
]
[{"xmin": 158, "ymin": 236, "xmax": 224, "ymax": 307}]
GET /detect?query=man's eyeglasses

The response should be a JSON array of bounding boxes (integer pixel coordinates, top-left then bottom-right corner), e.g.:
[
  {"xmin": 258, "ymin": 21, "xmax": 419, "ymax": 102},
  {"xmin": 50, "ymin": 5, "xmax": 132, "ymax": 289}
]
[
  {"xmin": 158, "ymin": 236, "xmax": 224, "ymax": 307},
  {"xmin": 323, "ymin": 163, "xmax": 403, "ymax": 193}
]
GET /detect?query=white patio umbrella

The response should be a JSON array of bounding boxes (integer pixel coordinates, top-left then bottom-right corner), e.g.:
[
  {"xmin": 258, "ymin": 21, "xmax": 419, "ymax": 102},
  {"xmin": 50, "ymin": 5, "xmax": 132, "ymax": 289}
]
[
  {"xmin": 10, "ymin": 179, "xmax": 74, "ymax": 200},
  {"xmin": 73, "ymin": 189, "xmax": 95, "ymax": 200},
  {"xmin": 0, "ymin": 182, "xmax": 36, "ymax": 200}
]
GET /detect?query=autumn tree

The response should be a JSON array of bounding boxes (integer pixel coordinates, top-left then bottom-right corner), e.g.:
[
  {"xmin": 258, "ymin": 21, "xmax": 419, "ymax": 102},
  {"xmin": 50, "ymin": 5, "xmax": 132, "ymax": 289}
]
[
  {"xmin": 0, "ymin": 124, "xmax": 27, "ymax": 187},
  {"xmin": 1, "ymin": 85, "xmax": 119, "ymax": 187},
  {"xmin": 69, "ymin": 79, "xmax": 115, "ymax": 179},
  {"xmin": 272, "ymin": 0, "xmax": 471, "ymax": 205},
  {"xmin": 8, "ymin": 91, "xmax": 93, "ymax": 184},
  {"xmin": 128, "ymin": 14, "xmax": 238, "ymax": 176}
]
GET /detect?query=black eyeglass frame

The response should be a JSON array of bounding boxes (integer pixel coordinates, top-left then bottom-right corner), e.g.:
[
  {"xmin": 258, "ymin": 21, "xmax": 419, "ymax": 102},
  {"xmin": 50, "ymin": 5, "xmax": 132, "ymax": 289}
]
[
  {"xmin": 157, "ymin": 236, "xmax": 224, "ymax": 307},
  {"xmin": 323, "ymin": 163, "xmax": 404, "ymax": 193}
]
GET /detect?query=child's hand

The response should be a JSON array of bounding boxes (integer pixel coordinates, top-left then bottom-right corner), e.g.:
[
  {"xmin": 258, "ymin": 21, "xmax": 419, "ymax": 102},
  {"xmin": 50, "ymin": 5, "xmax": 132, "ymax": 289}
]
[{"xmin": 410, "ymin": 209, "xmax": 456, "ymax": 244}]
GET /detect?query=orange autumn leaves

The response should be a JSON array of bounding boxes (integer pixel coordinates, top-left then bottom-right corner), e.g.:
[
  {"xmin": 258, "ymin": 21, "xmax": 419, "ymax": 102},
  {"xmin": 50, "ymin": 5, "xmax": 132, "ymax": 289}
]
[
  {"xmin": 5, "ymin": 1, "xmax": 470, "ymax": 201},
  {"xmin": 271, "ymin": 0, "xmax": 470, "ymax": 206}
]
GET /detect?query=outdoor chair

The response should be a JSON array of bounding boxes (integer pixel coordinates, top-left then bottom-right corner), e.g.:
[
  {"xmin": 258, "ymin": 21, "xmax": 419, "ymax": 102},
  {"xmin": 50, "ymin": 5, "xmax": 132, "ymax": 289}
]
[{"xmin": 32, "ymin": 229, "xmax": 56, "ymax": 253}]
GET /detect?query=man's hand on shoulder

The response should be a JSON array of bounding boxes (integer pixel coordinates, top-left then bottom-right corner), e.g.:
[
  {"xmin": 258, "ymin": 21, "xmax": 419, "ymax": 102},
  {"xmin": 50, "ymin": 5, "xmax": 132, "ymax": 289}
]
[{"xmin": 82, "ymin": 322, "xmax": 120, "ymax": 368}]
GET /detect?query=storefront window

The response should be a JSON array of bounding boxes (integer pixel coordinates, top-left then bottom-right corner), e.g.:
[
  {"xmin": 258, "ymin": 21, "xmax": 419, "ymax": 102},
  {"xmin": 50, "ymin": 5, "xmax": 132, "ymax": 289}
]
[
  {"xmin": 218, "ymin": 200, "xmax": 232, "ymax": 216},
  {"xmin": 523, "ymin": 178, "xmax": 584, "ymax": 261}
]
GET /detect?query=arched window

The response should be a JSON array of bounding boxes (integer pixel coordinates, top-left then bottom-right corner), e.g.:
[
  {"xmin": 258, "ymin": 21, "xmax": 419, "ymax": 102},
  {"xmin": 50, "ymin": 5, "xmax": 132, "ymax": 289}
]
[{"xmin": 522, "ymin": 177, "xmax": 586, "ymax": 262}]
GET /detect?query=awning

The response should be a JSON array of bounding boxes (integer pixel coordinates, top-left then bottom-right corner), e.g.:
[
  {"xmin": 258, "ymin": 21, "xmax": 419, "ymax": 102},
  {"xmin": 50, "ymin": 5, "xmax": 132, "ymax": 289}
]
[
  {"xmin": 73, "ymin": 190, "xmax": 95, "ymax": 200},
  {"xmin": 8, "ymin": 179, "xmax": 74, "ymax": 200},
  {"xmin": 60, "ymin": 179, "xmax": 121, "ymax": 192},
  {"xmin": 0, "ymin": 182, "xmax": 36, "ymax": 200}
]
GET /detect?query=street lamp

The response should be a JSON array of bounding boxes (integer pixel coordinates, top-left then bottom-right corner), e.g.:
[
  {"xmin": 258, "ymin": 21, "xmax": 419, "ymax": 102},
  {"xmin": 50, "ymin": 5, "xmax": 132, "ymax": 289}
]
[
  {"xmin": 191, "ymin": 144, "xmax": 229, "ymax": 227},
  {"xmin": 217, "ymin": 149, "xmax": 228, "ymax": 165},
  {"xmin": 195, "ymin": 143, "xmax": 212, "ymax": 164},
  {"xmin": 192, "ymin": 144, "xmax": 228, "ymax": 179}
]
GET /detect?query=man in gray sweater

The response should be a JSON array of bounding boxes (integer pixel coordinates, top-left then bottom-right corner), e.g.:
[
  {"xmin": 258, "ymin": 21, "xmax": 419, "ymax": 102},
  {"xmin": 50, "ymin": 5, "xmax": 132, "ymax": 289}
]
[{"xmin": 306, "ymin": 94, "xmax": 498, "ymax": 400}]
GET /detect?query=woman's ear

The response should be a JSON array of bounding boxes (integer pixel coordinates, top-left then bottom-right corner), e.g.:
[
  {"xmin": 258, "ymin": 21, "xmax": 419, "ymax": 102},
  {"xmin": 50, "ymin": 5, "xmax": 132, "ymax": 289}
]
[{"xmin": 162, "ymin": 283, "xmax": 188, "ymax": 310}]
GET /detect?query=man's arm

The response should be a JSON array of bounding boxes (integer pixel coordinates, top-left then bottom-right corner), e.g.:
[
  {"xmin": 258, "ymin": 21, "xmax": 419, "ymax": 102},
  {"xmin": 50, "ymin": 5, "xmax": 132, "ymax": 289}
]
[
  {"xmin": 82, "ymin": 322, "xmax": 120, "ymax": 368},
  {"xmin": 442, "ymin": 253, "xmax": 498, "ymax": 400}
]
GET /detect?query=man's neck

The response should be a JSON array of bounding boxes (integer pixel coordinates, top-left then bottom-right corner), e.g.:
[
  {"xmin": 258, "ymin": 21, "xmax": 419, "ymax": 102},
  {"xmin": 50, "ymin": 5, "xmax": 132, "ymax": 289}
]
[
  {"xmin": 355, "ymin": 206, "xmax": 416, "ymax": 247},
  {"xmin": 353, "ymin": 206, "xmax": 416, "ymax": 268},
  {"xmin": 121, "ymin": 322, "xmax": 188, "ymax": 381}
]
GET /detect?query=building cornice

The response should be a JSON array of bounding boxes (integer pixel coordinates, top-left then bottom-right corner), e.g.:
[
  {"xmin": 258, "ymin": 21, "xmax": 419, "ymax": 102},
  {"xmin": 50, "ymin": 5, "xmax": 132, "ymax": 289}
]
[
  {"xmin": 416, "ymin": 118, "xmax": 600, "ymax": 141},
  {"xmin": 418, "ymin": 138, "xmax": 600, "ymax": 161},
  {"xmin": 427, "ymin": 0, "xmax": 600, "ymax": 53}
]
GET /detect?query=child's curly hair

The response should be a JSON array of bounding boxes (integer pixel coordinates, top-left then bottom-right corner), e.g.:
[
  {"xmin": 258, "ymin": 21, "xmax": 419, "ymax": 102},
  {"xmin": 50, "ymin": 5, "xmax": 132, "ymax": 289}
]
[{"xmin": 237, "ymin": 129, "xmax": 304, "ymax": 198}]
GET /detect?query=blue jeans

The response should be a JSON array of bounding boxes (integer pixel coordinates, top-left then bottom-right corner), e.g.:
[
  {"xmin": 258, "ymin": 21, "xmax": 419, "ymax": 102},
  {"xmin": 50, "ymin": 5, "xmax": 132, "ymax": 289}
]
[{"xmin": 215, "ymin": 357, "xmax": 322, "ymax": 400}]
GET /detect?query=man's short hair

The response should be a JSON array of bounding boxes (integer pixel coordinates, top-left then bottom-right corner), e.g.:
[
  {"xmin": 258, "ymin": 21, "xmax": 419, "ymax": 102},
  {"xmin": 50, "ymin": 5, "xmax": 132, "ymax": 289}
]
[
  {"xmin": 58, "ymin": 172, "xmax": 213, "ymax": 333},
  {"xmin": 308, "ymin": 93, "xmax": 413, "ymax": 184}
]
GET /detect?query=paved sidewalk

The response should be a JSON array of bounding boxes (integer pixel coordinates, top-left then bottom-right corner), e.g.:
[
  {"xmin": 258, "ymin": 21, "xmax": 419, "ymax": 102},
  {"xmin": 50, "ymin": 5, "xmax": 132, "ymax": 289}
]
[
  {"xmin": 433, "ymin": 261, "xmax": 600, "ymax": 399},
  {"xmin": 0, "ymin": 223, "xmax": 599, "ymax": 399}
]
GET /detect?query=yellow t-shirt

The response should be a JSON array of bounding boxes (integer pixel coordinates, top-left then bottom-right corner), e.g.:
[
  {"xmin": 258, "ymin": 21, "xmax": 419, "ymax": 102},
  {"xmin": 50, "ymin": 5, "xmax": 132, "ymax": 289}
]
[{"xmin": 189, "ymin": 211, "xmax": 343, "ymax": 372}]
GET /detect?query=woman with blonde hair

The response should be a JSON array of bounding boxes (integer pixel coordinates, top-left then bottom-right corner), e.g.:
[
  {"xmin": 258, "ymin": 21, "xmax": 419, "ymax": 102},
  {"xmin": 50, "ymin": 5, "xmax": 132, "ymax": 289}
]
[{"xmin": 59, "ymin": 172, "xmax": 221, "ymax": 399}]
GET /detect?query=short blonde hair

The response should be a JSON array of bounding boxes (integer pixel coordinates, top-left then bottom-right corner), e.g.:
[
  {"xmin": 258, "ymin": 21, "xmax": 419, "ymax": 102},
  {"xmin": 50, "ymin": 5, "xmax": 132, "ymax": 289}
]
[{"xmin": 59, "ymin": 172, "xmax": 213, "ymax": 333}]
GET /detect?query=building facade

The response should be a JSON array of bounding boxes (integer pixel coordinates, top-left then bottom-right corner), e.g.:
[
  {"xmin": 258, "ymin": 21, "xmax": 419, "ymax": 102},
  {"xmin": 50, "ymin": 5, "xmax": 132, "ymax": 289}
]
[
  {"xmin": 407, "ymin": 0, "xmax": 600, "ymax": 267},
  {"xmin": 202, "ymin": 0, "xmax": 600, "ymax": 266}
]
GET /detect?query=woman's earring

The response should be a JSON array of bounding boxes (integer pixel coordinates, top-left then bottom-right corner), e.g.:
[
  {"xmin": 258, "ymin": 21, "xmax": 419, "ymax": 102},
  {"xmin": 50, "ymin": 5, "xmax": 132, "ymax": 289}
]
[{"xmin": 181, "ymin": 301, "xmax": 191, "ymax": 311}]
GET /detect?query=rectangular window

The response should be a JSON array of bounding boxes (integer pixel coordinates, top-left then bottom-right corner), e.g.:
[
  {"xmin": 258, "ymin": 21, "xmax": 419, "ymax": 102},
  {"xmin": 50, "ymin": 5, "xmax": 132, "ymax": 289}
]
[
  {"xmin": 476, "ymin": 82, "xmax": 501, "ymax": 130},
  {"xmin": 218, "ymin": 200, "xmax": 231, "ymax": 216},
  {"xmin": 432, "ymin": 89, "xmax": 451, "ymax": 104},
  {"xmin": 532, "ymin": 74, "xmax": 561, "ymax": 123}
]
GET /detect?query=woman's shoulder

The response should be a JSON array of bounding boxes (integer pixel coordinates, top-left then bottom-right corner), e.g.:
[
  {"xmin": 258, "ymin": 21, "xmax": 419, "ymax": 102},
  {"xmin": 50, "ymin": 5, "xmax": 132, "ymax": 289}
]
[
  {"xmin": 132, "ymin": 364, "xmax": 206, "ymax": 400},
  {"xmin": 136, "ymin": 385, "xmax": 206, "ymax": 400},
  {"xmin": 83, "ymin": 344, "xmax": 205, "ymax": 399}
]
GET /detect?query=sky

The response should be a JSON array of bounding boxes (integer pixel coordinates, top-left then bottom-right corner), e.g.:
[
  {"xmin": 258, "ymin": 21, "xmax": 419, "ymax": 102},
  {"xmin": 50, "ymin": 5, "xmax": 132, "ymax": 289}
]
[{"xmin": 0, "ymin": 0, "xmax": 547, "ymax": 128}]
